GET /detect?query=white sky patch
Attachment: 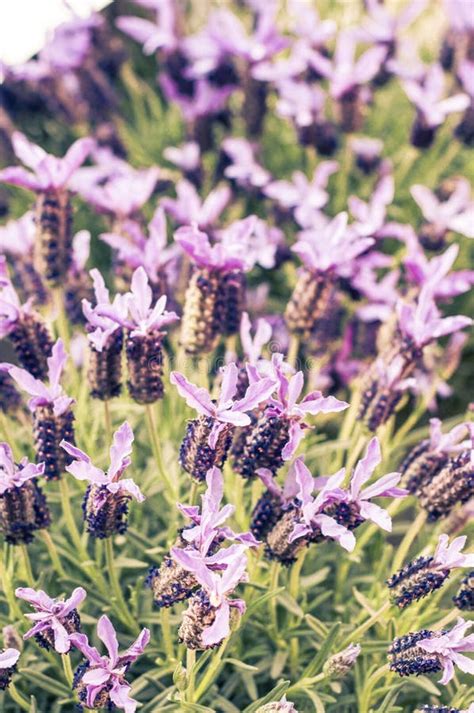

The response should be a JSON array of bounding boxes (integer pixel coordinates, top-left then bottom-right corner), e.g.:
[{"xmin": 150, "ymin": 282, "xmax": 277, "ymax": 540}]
[{"xmin": 0, "ymin": 0, "xmax": 112, "ymax": 65}]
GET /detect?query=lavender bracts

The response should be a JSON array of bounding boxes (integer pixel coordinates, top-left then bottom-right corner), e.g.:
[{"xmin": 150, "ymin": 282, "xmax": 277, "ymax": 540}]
[
  {"xmin": 0, "ymin": 132, "xmax": 94, "ymax": 284},
  {"xmin": 171, "ymin": 365, "xmax": 276, "ymax": 482}
]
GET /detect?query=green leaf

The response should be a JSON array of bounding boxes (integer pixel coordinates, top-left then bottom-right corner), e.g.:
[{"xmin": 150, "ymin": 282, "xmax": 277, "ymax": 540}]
[
  {"xmin": 245, "ymin": 587, "xmax": 285, "ymax": 616},
  {"xmin": 301, "ymin": 622, "xmax": 341, "ymax": 679},
  {"xmin": 406, "ymin": 676, "xmax": 441, "ymax": 696},
  {"xmin": 243, "ymin": 681, "xmax": 291, "ymax": 713},
  {"xmin": 19, "ymin": 670, "xmax": 71, "ymax": 698},
  {"xmin": 299, "ymin": 688, "xmax": 325, "ymax": 713},
  {"xmin": 113, "ymin": 557, "xmax": 149, "ymax": 569},
  {"xmin": 223, "ymin": 658, "xmax": 259, "ymax": 672}
]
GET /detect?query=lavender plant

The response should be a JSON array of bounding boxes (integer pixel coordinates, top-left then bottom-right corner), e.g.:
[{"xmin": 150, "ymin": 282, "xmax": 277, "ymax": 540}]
[{"xmin": 0, "ymin": 0, "xmax": 472, "ymax": 711}]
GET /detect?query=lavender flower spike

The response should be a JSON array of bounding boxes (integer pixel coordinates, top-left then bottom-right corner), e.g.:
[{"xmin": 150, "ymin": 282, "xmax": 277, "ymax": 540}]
[
  {"xmin": 0, "ymin": 132, "xmax": 94, "ymax": 284},
  {"xmin": 0, "ymin": 443, "xmax": 50, "ymax": 545},
  {"xmin": 61, "ymin": 421, "xmax": 144, "ymax": 539},
  {"xmin": 387, "ymin": 534, "xmax": 474, "ymax": 609},
  {"xmin": 70, "ymin": 615, "xmax": 150, "ymax": 713},
  {"xmin": 15, "ymin": 586, "xmax": 86, "ymax": 653},
  {"xmin": 172, "ymin": 365, "xmax": 276, "ymax": 482},
  {"xmin": 4, "ymin": 339, "xmax": 75, "ymax": 480},
  {"xmin": 99, "ymin": 267, "xmax": 178, "ymax": 403},
  {"xmin": 0, "ymin": 648, "xmax": 20, "ymax": 690}
]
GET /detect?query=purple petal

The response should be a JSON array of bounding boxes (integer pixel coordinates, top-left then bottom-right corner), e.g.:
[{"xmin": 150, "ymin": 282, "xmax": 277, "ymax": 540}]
[
  {"xmin": 82, "ymin": 668, "xmax": 110, "ymax": 686},
  {"xmin": 68, "ymin": 632, "xmax": 102, "ymax": 665},
  {"xmin": 350, "ymin": 437, "xmax": 381, "ymax": 497},
  {"xmin": 108, "ymin": 422, "xmax": 134, "ymax": 480},
  {"xmin": 0, "ymin": 167, "xmax": 43, "ymax": 191},
  {"xmin": 0, "ymin": 648, "xmax": 20, "ymax": 669},
  {"xmin": 15, "ymin": 587, "xmax": 54, "ymax": 611},
  {"xmin": 60, "ymin": 440, "xmax": 90, "ymax": 463},
  {"xmin": 359, "ymin": 501, "xmax": 392, "ymax": 531},
  {"xmin": 282, "ymin": 420, "xmax": 304, "ymax": 460},
  {"xmin": 219, "ymin": 363, "xmax": 239, "ymax": 406},
  {"xmin": 97, "ymin": 615, "xmax": 119, "ymax": 667},
  {"xmin": 62, "ymin": 587, "xmax": 87, "ymax": 617},
  {"xmin": 120, "ymin": 628, "xmax": 150, "ymax": 665},
  {"xmin": 201, "ymin": 600, "xmax": 230, "ymax": 647},
  {"xmin": 170, "ymin": 372, "xmax": 215, "ymax": 417},
  {"xmin": 51, "ymin": 618, "xmax": 71, "ymax": 654},
  {"xmin": 233, "ymin": 376, "xmax": 276, "ymax": 413},
  {"xmin": 109, "ymin": 679, "xmax": 138, "ymax": 713}
]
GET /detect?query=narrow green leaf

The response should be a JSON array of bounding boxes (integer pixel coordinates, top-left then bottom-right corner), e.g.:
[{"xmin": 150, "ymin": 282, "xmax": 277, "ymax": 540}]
[{"xmin": 243, "ymin": 680, "xmax": 291, "ymax": 713}]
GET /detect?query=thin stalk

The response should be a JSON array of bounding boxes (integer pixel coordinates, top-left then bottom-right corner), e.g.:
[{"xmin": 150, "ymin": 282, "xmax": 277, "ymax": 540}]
[
  {"xmin": 53, "ymin": 287, "xmax": 70, "ymax": 350},
  {"xmin": 0, "ymin": 412, "xmax": 20, "ymax": 459},
  {"xmin": 359, "ymin": 663, "xmax": 390, "ymax": 713},
  {"xmin": 269, "ymin": 561, "xmax": 280, "ymax": 634},
  {"xmin": 185, "ymin": 648, "xmax": 196, "ymax": 702},
  {"xmin": 8, "ymin": 683, "xmax": 30, "ymax": 711},
  {"xmin": 189, "ymin": 481, "xmax": 199, "ymax": 507},
  {"xmin": 341, "ymin": 600, "xmax": 390, "ymax": 648},
  {"xmin": 161, "ymin": 607, "xmax": 175, "ymax": 662},
  {"xmin": 289, "ymin": 550, "xmax": 306, "ymax": 677},
  {"xmin": 104, "ymin": 537, "xmax": 137, "ymax": 632},
  {"xmin": 145, "ymin": 403, "xmax": 176, "ymax": 503},
  {"xmin": 62, "ymin": 654, "xmax": 74, "ymax": 687},
  {"xmin": 0, "ymin": 551, "xmax": 22, "ymax": 620},
  {"xmin": 104, "ymin": 399, "xmax": 112, "ymax": 444},
  {"xmin": 20, "ymin": 544, "xmax": 35, "ymax": 586},
  {"xmin": 287, "ymin": 335, "xmax": 300, "ymax": 370},
  {"xmin": 59, "ymin": 477, "xmax": 85, "ymax": 555},
  {"xmin": 194, "ymin": 639, "xmax": 229, "ymax": 702},
  {"xmin": 40, "ymin": 529, "xmax": 66, "ymax": 578},
  {"xmin": 391, "ymin": 510, "xmax": 427, "ymax": 573}
]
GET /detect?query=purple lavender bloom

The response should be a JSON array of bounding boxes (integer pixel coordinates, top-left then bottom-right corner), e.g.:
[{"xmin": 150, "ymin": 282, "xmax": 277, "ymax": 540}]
[
  {"xmin": 171, "ymin": 546, "xmax": 248, "ymax": 648},
  {"xmin": 0, "ymin": 131, "xmax": 94, "ymax": 194},
  {"xmin": 15, "ymin": 586, "xmax": 86, "ymax": 653},
  {"xmin": 0, "ymin": 443, "xmax": 49, "ymax": 544},
  {"xmin": 163, "ymin": 141, "xmax": 202, "ymax": 185},
  {"xmin": 161, "ymin": 179, "xmax": 230, "ymax": 229},
  {"xmin": 176, "ymin": 221, "xmax": 257, "ymax": 274},
  {"xmin": 411, "ymin": 618, "xmax": 474, "ymax": 684},
  {"xmin": 83, "ymin": 269, "xmax": 129, "ymax": 354},
  {"xmin": 70, "ymin": 615, "xmax": 150, "ymax": 713},
  {"xmin": 288, "ymin": 0, "xmax": 336, "ymax": 49},
  {"xmin": 0, "ymin": 648, "xmax": 20, "ymax": 690},
  {"xmin": 404, "ymin": 241, "xmax": 474, "ymax": 300},
  {"xmin": 349, "ymin": 173, "xmax": 400, "ymax": 239},
  {"xmin": 240, "ymin": 312, "xmax": 272, "ymax": 369},
  {"xmin": 310, "ymin": 31, "xmax": 386, "ymax": 131},
  {"xmin": 396, "ymin": 287, "xmax": 472, "ymax": 349},
  {"xmin": 62, "ymin": 422, "xmax": 144, "ymax": 538},
  {"xmin": 275, "ymin": 79, "xmax": 326, "ymax": 129},
  {"xmin": 411, "ymin": 181, "xmax": 474, "ymax": 242},
  {"xmin": 0, "ymin": 211, "xmax": 35, "ymax": 258},
  {"xmin": 350, "ymin": 137, "xmax": 384, "ymax": 174},
  {"xmin": 264, "ymin": 162, "xmax": 338, "ymax": 228},
  {"xmin": 221, "ymin": 138, "xmax": 271, "ymax": 190},
  {"xmin": 403, "ymin": 63, "xmax": 470, "ymax": 147},
  {"xmin": 117, "ymin": 0, "xmax": 178, "ymax": 55},
  {"xmin": 455, "ymin": 60, "xmax": 474, "ymax": 145}
]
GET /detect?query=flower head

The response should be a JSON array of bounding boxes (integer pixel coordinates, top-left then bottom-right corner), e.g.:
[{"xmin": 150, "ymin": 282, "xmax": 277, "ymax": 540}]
[
  {"xmin": 403, "ymin": 63, "xmax": 470, "ymax": 129},
  {"xmin": 221, "ymin": 138, "xmax": 271, "ymax": 189},
  {"xmin": 396, "ymin": 287, "xmax": 472, "ymax": 348},
  {"xmin": 170, "ymin": 364, "xmax": 276, "ymax": 448},
  {"xmin": 410, "ymin": 181, "xmax": 474, "ymax": 239},
  {"xmin": 240, "ymin": 312, "xmax": 272, "ymax": 367},
  {"xmin": 163, "ymin": 142, "xmax": 201, "ymax": 173},
  {"xmin": 404, "ymin": 239, "xmax": 474, "ymax": 299},
  {"xmin": 0, "ymin": 443, "xmax": 44, "ymax": 495},
  {"xmin": 292, "ymin": 213, "xmax": 374, "ymax": 273},
  {"xmin": 4, "ymin": 340, "xmax": 73, "ymax": 416},
  {"xmin": 61, "ymin": 422, "xmax": 144, "ymax": 505},
  {"xmin": 70, "ymin": 615, "xmax": 150, "ymax": 713},
  {"xmin": 15, "ymin": 586, "xmax": 86, "ymax": 654},
  {"xmin": 418, "ymin": 617, "xmax": 474, "ymax": 685},
  {"xmin": 360, "ymin": 0, "xmax": 427, "ymax": 45},
  {"xmin": 432, "ymin": 534, "xmax": 474, "ymax": 571},
  {"xmin": 82, "ymin": 269, "xmax": 129, "ymax": 352},
  {"xmin": 0, "ymin": 132, "xmax": 94, "ymax": 193},
  {"xmin": 161, "ymin": 179, "xmax": 230, "ymax": 229},
  {"xmin": 275, "ymin": 79, "xmax": 326, "ymax": 128},
  {"xmin": 175, "ymin": 222, "xmax": 255, "ymax": 272},
  {"xmin": 117, "ymin": 0, "xmax": 178, "ymax": 55}
]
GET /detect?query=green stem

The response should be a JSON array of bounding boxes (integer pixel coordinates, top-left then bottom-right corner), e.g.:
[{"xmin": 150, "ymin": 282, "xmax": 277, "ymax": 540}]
[
  {"xmin": 341, "ymin": 601, "xmax": 390, "ymax": 649},
  {"xmin": 145, "ymin": 403, "xmax": 177, "ymax": 503},
  {"xmin": 185, "ymin": 648, "xmax": 196, "ymax": 702},
  {"xmin": 53, "ymin": 287, "xmax": 70, "ymax": 350},
  {"xmin": 40, "ymin": 529, "xmax": 66, "ymax": 578},
  {"xmin": 59, "ymin": 477, "xmax": 85, "ymax": 554},
  {"xmin": 8, "ymin": 682, "xmax": 30, "ymax": 711},
  {"xmin": 189, "ymin": 481, "xmax": 199, "ymax": 506},
  {"xmin": 62, "ymin": 654, "xmax": 74, "ymax": 687},
  {"xmin": 104, "ymin": 399, "xmax": 112, "ymax": 444},
  {"xmin": 0, "ymin": 551, "xmax": 22, "ymax": 620},
  {"xmin": 289, "ymin": 550, "xmax": 306, "ymax": 677},
  {"xmin": 194, "ymin": 639, "xmax": 228, "ymax": 702},
  {"xmin": 359, "ymin": 663, "xmax": 390, "ymax": 713},
  {"xmin": 287, "ymin": 334, "xmax": 300, "ymax": 370},
  {"xmin": 269, "ymin": 561, "xmax": 280, "ymax": 634},
  {"xmin": 161, "ymin": 607, "xmax": 175, "ymax": 662},
  {"xmin": 391, "ymin": 510, "xmax": 428, "ymax": 573},
  {"xmin": 104, "ymin": 537, "xmax": 137, "ymax": 632},
  {"xmin": 20, "ymin": 544, "xmax": 34, "ymax": 586}
]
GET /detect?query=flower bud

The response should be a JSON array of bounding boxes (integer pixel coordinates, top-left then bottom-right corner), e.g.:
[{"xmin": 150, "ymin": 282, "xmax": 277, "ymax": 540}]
[
  {"xmin": 2, "ymin": 626, "xmax": 22, "ymax": 652},
  {"xmin": 9, "ymin": 312, "xmax": 53, "ymax": 379},
  {"xmin": 87, "ymin": 331, "xmax": 123, "ymax": 401},
  {"xmin": 126, "ymin": 332, "xmax": 164, "ymax": 404},
  {"xmin": 285, "ymin": 270, "xmax": 336, "ymax": 340},
  {"xmin": 323, "ymin": 643, "xmax": 361, "ymax": 679},
  {"xmin": 0, "ymin": 478, "xmax": 50, "ymax": 544},
  {"xmin": 232, "ymin": 414, "xmax": 290, "ymax": 479},
  {"xmin": 33, "ymin": 405, "xmax": 75, "ymax": 480},
  {"xmin": 387, "ymin": 556, "xmax": 450, "ymax": 609},
  {"xmin": 82, "ymin": 485, "xmax": 130, "ymax": 539}
]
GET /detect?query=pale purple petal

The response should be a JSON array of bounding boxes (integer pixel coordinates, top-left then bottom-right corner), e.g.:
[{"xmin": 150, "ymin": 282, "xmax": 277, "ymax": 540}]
[
  {"xmin": 108, "ymin": 422, "xmax": 134, "ymax": 480},
  {"xmin": 0, "ymin": 649, "xmax": 20, "ymax": 669},
  {"xmin": 201, "ymin": 600, "xmax": 230, "ymax": 647},
  {"xmin": 350, "ymin": 437, "xmax": 381, "ymax": 498},
  {"xmin": 282, "ymin": 420, "xmax": 304, "ymax": 460},
  {"xmin": 233, "ymin": 377, "xmax": 276, "ymax": 413},
  {"xmin": 97, "ymin": 615, "xmax": 119, "ymax": 667},
  {"xmin": 170, "ymin": 372, "xmax": 215, "ymax": 417},
  {"xmin": 359, "ymin": 500, "xmax": 392, "ymax": 531}
]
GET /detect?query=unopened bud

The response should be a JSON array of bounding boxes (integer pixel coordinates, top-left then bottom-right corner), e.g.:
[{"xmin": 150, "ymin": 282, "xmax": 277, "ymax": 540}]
[{"xmin": 323, "ymin": 643, "xmax": 361, "ymax": 679}]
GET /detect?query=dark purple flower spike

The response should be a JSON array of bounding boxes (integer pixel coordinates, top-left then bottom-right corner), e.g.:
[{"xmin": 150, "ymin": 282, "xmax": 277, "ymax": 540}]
[
  {"xmin": 0, "ymin": 261, "xmax": 54, "ymax": 379},
  {"xmin": 15, "ymin": 586, "xmax": 86, "ymax": 653},
  {"xmin": 0, "ymin": 443, "xmax": 50, "ymax": 545},
  {"xmin": 171, "ymin": 365, "xmax": 276, "ymax": 482},
  {"xmin": 70, "ymin": 615, "xmax": 150, "ymax": 712},
  {"xmin": 0, "ymin": 132, "xmax": 94, "ymax": 284},
  {"xmin": 4, "ymin": 340, "xmax": 75, "ymax": 480},
  {"xmin": 61, "ymin": 421, "xmax": 144, "ymax": 539}
]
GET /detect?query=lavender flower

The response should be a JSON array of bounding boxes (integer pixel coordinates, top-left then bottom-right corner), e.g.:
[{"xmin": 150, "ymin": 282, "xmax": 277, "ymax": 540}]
[
  {"xmin": 0, "ymin": 132, "xmax": 94, "ymax": 283},
  {"xmin": 234, "ymin": 358, "xmax": 348, "ymax": 479},
  {"xmin": 403, "ymin": 63, "xmax": 470, "ymax": 148},
  {"xmin": 453, "ymin": 571, "xmax": 474, "ymax": 611},
  {"xmin": 0, "ymin": 264, "xmax": 53, "ymax": 379},
  {"xmin": 4, "ymin": 340, "xmax": 75, "ymax": 480},
  {"xmin": 388, "ymin": 617, "xmax": 474, "ymax": 684},
  {"xmin": 61, "ymin": 422, "xmax": 144, "ymax": 539},
  {"xmin": 0, "ymin": 648, "xmax": 20, "ymax": 690},
  {"xmin": 455, "ymin": 60, "xmax": 474, "ymax": 145},
  {"xmin": 98, "ymin": 267, "xmax": 178, "ymax": 404},
  {"xmin": 387, "ymin": 534, "xmax": 474, "ymax": 609},
  {"xmin": 65, "ymin": 230, "xmax": 93, "ymax": 326},
  {"xmin": 0, "ymin": 211, "xmax": 47, "ymax": 305},
  {"xmin": 163, "ymin": 141, "xmax": 202, "ymax": 186},
  {"xmin": 255, "ymin": 698, "xmax": 298, "ymax": 713},
  {"xmin": 274, "ymin": 79, "xmax": 326, "ymax": 145},
  {"xmin": 285, "ymin": 213, "xmax": 373, "ymax": 339},
  {"xmin": 82, "ymin": 269, "xmax": 128, "ymax": 401},
  {"xmin": 0, "ymin": 443, "xmax": 49, "ymax": 545},
  {"xmin": 171, "ymin": 364, "xmax": 276, "ymax": 481},
  {"xmin": 15, "ymin": 586, "xmax": 86, "ymax": 653},
  {"xmin": 176, "ymin": 222, "xmax": 255, "ymax": 352},
  {"xmin": 147, "ymin": 466, "xmax": 257, "ymax": 607},
  {"xmin": 172, "ymin": 547, "xmax": 248, "ymax": 649},
  {"xmin": 323, "ymin": 643, "xmax": 361, "ymax": 679},
  {"xmin": 117, "ymin": 0, "xmax": 178, "ymax": 55},
  {"xmin": 400, "ymin": 417, "xmax": 471, "ymax": 496},
  {"xmin": 70, "ymin": 615, "xmax": 149, "ymax": 713},
  {"xmin": 404, "ymin": 241, "xmax": 474, "ymax": 300},
  {"xmin": 348, "ymin": 173, "xmax": 398, "ymax": 239},
  {"xmin": 310, "ymin": 31, "xmax": 386, "ymax": 132},
  {"xmin": 411, "ymin": 181, "xmax": 474, "ymax": 248},
  {"xmin": 264, "ymin": 162, "xmax": 338, "ymax": 228},
  {"xmin": 161, "ymin": 179, "xmax": 230, "ymax": 229},
  {"xmin": 350, "ymin": 137, "xmax": 383, "ymax": 174},
  {"xmin": 220, "ymin": 138, "xmax": 271, "ymax": 191}
]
